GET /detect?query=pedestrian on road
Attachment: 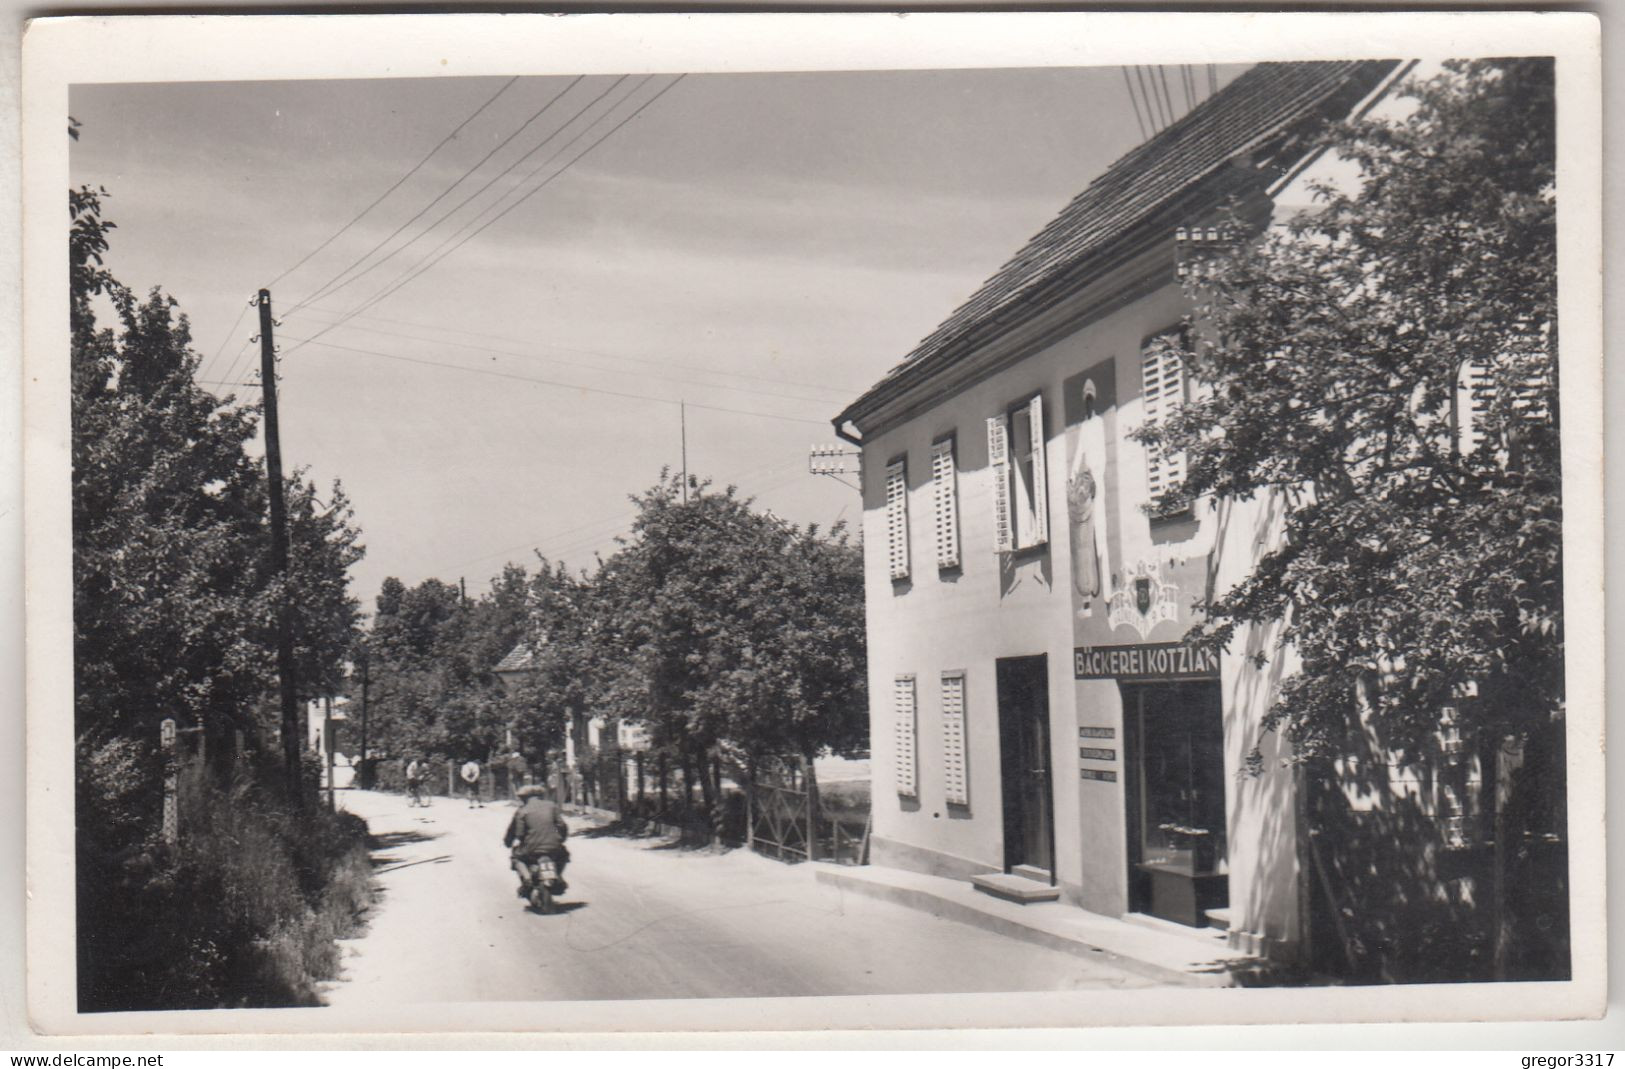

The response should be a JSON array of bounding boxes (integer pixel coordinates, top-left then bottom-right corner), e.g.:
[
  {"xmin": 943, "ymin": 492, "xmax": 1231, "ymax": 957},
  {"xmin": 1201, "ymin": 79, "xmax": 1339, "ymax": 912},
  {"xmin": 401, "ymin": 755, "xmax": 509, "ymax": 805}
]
[
  {"xmin": 406, "ymin": 756, "xmax": 425, "ymax": 807},
  {"xmin": 505, "ymin": 784, "xmax": 569, "ymax": 898},
  {"xmin": 461, "ymin": 759, "xmax": 483, "ymax": 808}
]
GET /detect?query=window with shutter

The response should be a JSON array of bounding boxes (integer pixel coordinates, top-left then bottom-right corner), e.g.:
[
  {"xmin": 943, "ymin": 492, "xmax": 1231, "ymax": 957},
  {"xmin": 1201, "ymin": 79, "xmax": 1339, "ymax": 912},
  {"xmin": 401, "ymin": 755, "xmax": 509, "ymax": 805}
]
[
  {"xmin": 885, "ymin": 458, "xmax": 910, "ymax": 580},
  {"xmin": 894, "ymin": 674, "xmax": 918, "ymax": 798},
  {"xmin": 1024, "ymin": 394, "xmax": 1049, "ymax": 547},
  {"xmin": 1455, "ymin": 358, "xmax": 1494, "ymax": 456},
  {"xmin": 1141, "ymin": 337, "xmax": 1188, "ymax": 503},
  {"xmin": 986, "ymin": 416, "xmax": 1013, "ymax": 553},
  {"xmin": 941, "ymin": 671, "xmax": 968, "ymax": 806},
  {"xmin": 930, "ymin": 438, "xmax": 960, "ymax": 569}
]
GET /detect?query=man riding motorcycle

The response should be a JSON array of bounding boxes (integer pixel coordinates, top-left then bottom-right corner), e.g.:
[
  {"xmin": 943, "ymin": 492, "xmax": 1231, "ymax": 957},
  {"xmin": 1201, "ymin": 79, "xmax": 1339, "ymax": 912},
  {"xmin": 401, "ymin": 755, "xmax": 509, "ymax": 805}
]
[{"xmin": 504, "ymin": 783, "xmax": 570, "ymax": 899}]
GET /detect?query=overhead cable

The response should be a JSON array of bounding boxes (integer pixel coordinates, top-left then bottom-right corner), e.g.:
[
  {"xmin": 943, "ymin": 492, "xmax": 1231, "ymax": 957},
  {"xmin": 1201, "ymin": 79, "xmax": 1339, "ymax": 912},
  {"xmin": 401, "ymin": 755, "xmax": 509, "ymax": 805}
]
[
  {"xmin": 267, "ymin": 76, "xmax": 520, "ymax": 295},
  {"xmin": 297, "ymin": 75, "xmax": 687, "ymax": 353},
  {"xmin": 285, "ymin": 75, "xmax": 589, "ymax": 317},
  {"xmin": 280, "ymin": 331, "xmax": 831, "ymax": 426}
]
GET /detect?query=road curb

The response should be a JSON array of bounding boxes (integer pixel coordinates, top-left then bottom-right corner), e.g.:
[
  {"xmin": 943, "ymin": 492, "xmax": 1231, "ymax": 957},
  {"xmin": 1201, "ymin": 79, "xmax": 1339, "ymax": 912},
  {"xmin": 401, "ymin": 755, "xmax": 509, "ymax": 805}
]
[{"xmin": 814, "ymin": 866, "xmax": 1239, "ymax": 988}]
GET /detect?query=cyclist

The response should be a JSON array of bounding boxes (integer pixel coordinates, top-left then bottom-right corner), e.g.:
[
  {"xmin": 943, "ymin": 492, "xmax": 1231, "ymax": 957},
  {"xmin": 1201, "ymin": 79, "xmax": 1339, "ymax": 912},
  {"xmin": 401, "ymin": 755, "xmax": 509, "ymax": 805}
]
[
  {"xmin": 405, "ymin": 756, "xmax": 424, "ymax": 807},
  {"xmin": 504, "ymin": 784, "xmax": 570, "ymax": 899}
]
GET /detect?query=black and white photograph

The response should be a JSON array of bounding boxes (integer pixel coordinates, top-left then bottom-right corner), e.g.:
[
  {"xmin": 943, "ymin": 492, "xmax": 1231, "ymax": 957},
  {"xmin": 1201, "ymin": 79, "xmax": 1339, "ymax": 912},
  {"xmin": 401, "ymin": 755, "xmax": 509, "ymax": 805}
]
[{"xmin": 19, "ymin": 11, "xmax": 1605, "ymax": 1037}]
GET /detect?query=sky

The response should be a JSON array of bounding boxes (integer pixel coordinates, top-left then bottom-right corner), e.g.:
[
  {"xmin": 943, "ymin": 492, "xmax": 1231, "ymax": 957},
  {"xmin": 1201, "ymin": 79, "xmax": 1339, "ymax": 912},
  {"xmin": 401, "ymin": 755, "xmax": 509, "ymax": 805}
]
[{"xmin": 68, "ymin": 64, "xmax": 1243, "ymax": 610}]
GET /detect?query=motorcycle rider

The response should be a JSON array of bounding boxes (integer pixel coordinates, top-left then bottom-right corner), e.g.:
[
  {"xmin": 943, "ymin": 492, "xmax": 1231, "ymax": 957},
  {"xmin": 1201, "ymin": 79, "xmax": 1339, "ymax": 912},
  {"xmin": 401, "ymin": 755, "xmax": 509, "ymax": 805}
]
[{"xmin": 504, "ymin": 783, "xmax": 570, "ymax": 898}]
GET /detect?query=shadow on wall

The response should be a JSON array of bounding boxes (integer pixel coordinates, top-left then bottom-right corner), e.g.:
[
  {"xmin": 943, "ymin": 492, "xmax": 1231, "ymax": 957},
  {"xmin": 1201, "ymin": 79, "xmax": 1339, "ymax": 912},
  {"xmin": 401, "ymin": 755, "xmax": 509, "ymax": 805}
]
[
  {"xmin": 1215, "ymin": 491, "xmax": 1569, "ymax": 985},
  {"xmin": 1303, "ymin": 717, "xmax": 1570, "ymax": 985}
]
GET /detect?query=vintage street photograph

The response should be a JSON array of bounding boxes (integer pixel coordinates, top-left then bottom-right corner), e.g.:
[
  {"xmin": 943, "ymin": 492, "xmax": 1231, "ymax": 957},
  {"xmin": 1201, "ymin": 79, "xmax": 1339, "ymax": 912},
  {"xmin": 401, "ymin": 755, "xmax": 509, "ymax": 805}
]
[{"xmin": 22, "ymin": 12, "xmax": 1604, "ymax": 1035}]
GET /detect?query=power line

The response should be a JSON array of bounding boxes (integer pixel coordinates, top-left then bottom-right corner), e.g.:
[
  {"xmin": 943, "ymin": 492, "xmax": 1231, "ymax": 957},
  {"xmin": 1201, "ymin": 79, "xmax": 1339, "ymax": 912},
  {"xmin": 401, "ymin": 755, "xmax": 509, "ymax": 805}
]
[
  {"xmin": 1120, "ymin": 66, "xmax": 1149, "ymax": 141},
  {"xmin": 286, "ymin": 304, "xmax": 863, "ymax": 398},
  {"xmin": 1155, "ymin": 66, "xmax": 1177, "ymax": 129},
  {"xmin": 299, "ymin": 75, "xmax": 687, "ymax": 353},
  {"xmin": 286, "ymin": 76, "xmax": 590, "ymax": 317},
  {"xmin": 198, "ymin": 298, "xmax": 253, "ymax": 383},
  {"xmin": 280, "ymin": 310, "xmax": 857, "ymax": 406},
  {"xmin": 267, "ymin": 77, "xmax": 520, "ymax": 295},
  {"xmin": 439, "ymin": 453, "xmax": 803, "ymax": 577},
  {"xmin": 1133, "ymin": 66, "xmax": 1163, "ymax": 133},
  {"xmin": 280, "ymin": 332, "xmax": 832, "ymax": 426}
]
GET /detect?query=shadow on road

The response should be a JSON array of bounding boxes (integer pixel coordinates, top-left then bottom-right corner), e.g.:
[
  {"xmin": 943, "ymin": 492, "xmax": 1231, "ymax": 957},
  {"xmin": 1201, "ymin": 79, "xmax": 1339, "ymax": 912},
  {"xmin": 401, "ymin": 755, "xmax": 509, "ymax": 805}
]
[
  {"xmin": 374, "ymin": 854, "xmax": 453, "ymax": 874},
  {"xmin": 369, "ymin": 829, "xmax": 441, "ymax": 849},
  {"xmin": 528, "ymin": 901, "xmax": 589, "ymax": 916}
]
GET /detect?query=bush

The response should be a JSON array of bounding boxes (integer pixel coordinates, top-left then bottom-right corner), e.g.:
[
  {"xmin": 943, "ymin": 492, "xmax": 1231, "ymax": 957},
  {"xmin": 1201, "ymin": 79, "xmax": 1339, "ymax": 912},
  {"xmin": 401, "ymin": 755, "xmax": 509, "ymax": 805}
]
[{"xmin": 76, "ymin": 735, "xmax": 374, "ymax": 1011}]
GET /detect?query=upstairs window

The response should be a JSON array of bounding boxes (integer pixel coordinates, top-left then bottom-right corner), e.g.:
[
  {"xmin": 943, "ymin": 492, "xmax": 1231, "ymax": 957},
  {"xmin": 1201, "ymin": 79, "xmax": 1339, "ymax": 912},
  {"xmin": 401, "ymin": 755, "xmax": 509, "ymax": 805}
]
[
  {"xmin": 1141, "ymin": 332, "xmax": 1188, "ymax": 507},
  {"xmin": 986, "ymin": 393, "xmax": 1049, "ymax": 552},
  {"xmin": 930, "ymin": 437, "xmax": 960, "ymax": 570},
  {"xmin": 1454, "ymin": 353, "xmax": 1552, "ymax": 460},
  {"xmin": 885, "ymin": 457, "xmax": 910, "ymax": 580}
]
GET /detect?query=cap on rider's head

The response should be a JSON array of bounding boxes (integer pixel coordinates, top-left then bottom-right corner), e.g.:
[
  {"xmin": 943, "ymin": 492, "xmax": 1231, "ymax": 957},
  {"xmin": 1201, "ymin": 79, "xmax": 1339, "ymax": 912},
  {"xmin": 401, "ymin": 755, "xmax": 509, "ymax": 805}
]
[{"xmin": 517, "ymin": 784, "xmax": 547, "ymax": 799}]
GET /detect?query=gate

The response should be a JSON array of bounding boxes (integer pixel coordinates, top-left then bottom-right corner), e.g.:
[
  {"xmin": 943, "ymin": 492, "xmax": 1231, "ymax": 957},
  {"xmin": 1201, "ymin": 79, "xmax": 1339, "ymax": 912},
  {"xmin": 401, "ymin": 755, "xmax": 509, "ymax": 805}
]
[{"xmin": 747, "ymin": 756, "xmax": 870, "ymax": 866}]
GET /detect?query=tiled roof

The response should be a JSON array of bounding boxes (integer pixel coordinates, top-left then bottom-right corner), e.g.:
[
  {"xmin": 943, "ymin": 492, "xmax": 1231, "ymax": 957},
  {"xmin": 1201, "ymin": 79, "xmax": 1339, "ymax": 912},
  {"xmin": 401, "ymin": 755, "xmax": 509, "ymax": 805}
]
[
  {"xmin": 494, "ymin": 642, "xmax": 538, "ymax": 675},
  {"xmin": 836, "ymin": 60, "xmax": 1403, "ymax": 429}
]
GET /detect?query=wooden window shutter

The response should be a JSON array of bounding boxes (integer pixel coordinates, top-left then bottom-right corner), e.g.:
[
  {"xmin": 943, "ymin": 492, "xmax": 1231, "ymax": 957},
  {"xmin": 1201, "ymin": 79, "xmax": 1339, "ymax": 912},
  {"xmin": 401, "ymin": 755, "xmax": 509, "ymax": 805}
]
[
  {"xmin": 986, "ymin": 416, "xmax": 1013, "ymax": 553},
  {"xmin": 1024, "ymin": 393, "xmax": 1049, "ymax": 547},
  {"xmin": 885, "ymin": 459, "xmax": 910, "ymax": 580},
  {"xmin": 1141, "ymin": 342, "xmax": 1187, "ymax": 499},
  {"xmin": 1455, "ymin": 358, "xmax": 1494, "ymax": 456},
  {"xmin": 941, "ymin": 672, "xmax": 968, "ymax": 806},
  {"xmin": 894, "ymin": 674, "xmax": 918, "ymax": 798},
  {"xmin": 930, "ymin": 439, "xmax": 960, "ymax": 569}
]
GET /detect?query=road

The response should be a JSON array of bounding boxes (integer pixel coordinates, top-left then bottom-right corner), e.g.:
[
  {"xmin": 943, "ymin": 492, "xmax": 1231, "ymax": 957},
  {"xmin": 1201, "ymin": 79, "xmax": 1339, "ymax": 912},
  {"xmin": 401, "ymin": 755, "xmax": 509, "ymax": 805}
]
[{"xmin": 322, "ymin": 789, "xmax": 1154, "ymax": 1005}]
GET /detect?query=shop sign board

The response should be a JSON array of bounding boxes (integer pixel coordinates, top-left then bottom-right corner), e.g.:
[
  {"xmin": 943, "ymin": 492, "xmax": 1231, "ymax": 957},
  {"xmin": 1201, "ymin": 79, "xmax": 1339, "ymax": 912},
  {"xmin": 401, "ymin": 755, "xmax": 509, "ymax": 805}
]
[{"xmin": 1073, "ymin": 640, "xmax": 1218, "ymax": 681}]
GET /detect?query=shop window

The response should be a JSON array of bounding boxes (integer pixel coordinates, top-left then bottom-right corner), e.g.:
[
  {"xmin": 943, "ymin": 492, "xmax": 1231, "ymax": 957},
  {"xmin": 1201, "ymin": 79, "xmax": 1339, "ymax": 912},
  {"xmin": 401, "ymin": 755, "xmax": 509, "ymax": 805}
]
[
  {"xmin": 985, "ymin": 393, "xmax": 1049, "ymax": 552},
  {"xmin": 893, "ymin": 674, "xmax": 918, "ymax": 798},
  {"xmin": 885, "ymin": 458, "xmax": 910, "ymax": 580},
  {"xmin": 930, "ymin": 437, "xmax": 961, "ymax": 570},
  {"xmin": 941, "ymin": 671, "xmax": 968, "ymax": 806}
]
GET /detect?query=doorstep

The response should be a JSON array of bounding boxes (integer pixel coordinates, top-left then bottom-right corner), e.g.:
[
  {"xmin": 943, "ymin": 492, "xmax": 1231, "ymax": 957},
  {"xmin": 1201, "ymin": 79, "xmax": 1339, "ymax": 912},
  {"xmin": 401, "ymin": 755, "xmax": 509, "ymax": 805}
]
[{"xmin": 814, "ymin": 864, "xmax": 1252, "ymax": 987}]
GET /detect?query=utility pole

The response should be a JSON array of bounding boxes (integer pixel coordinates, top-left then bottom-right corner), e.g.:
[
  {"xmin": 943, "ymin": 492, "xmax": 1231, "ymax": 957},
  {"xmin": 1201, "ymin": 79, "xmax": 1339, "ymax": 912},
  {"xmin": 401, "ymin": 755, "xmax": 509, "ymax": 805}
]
[
  {"xmin": 324, "ymin": 695, "xmax": 336, "ymax": 812},
  {"xmin": 258, "ymin": 289, "xmax": 302, "ymax": 804},
  {"xmin": 358, "ymin": 654, "xmax": 369, "ymax": 789},
  {"xmin": 680, "ymin": 401, "xmax": 688, "ymax": 504}
]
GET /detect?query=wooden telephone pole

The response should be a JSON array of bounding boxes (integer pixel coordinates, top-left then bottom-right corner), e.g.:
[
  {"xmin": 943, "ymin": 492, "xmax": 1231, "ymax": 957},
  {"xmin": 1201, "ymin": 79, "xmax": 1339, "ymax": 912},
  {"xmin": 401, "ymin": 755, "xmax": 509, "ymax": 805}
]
[{"xmin": 258, "ymin": 289, "xmax": 303, "ymax": 803}]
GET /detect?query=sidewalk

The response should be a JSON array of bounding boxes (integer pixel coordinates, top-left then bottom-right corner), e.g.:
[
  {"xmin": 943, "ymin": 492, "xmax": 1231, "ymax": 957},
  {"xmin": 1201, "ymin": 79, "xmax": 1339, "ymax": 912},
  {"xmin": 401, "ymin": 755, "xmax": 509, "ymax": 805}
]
[{"xmin": 813, "ymin": 863, "xmax": 1253, "ymax": 987}]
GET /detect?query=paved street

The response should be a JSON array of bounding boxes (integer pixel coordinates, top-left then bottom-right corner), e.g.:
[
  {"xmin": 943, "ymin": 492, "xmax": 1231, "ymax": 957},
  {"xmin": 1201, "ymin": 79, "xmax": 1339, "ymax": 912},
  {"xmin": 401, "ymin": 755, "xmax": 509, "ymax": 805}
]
[{"xmin": 323, "ymin": 789, "xmax": 1154, "ymax": 1005}]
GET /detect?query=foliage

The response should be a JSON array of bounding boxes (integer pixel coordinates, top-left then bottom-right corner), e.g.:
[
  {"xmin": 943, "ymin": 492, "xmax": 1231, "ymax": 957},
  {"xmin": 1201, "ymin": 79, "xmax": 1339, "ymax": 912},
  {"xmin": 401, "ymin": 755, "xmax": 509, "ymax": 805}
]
[
  {"xmin": 358, "ymin": 471, "xmax": 868, "ymax": 826},
  {"xmin": 360, "ymin": 567, "xmax": 535, "ymax": 769},
  {"xmin": 1140, "ymin": 59, "xmax": 1561, "ymax": 768},
  {"xmin": 75, "ymin": 735, "xmax": 372, "ymax": 1011},
  {"xmin": 71, "ymin": 186, "xmax": 364, "ymax": 754},
  {"xmin": 71, "ymin": 170, "xmax": 368, "ymax": 1009}
]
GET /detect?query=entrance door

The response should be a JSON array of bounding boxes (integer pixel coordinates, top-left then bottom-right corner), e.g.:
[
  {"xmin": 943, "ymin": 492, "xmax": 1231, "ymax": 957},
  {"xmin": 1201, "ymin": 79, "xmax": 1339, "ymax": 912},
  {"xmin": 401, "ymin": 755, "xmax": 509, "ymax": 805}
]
[
  {"xmin": 1122, "ymin": 682, "xmax": 1228, "ymax": 926},
  {"xmin": 997, "ymin": 656, "xmax": 1055, "ymax": 879}
]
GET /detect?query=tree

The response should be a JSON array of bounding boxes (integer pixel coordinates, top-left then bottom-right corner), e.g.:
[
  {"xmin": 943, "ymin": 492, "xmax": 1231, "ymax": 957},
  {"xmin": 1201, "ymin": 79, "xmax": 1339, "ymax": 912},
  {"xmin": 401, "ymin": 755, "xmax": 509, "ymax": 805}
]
[
  {"xmin": 72, "ymin": 185, "xmax": 364, "ymax": 780},
  {"xmin": 601, "ymin": 472, "xmax": 868, "ymax": 826},
  {"xmin": 1140, "ymin": 60, "xmax": 1561, "ymax": 979}
]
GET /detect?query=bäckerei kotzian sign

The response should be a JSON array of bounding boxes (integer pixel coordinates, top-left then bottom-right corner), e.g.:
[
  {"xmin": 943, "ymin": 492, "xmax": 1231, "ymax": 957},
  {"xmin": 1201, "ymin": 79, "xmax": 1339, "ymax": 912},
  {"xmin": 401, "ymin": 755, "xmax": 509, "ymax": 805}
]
[{"xmin": 1073, "ymin": 641, "xmax": 1218, "ymax": 681}]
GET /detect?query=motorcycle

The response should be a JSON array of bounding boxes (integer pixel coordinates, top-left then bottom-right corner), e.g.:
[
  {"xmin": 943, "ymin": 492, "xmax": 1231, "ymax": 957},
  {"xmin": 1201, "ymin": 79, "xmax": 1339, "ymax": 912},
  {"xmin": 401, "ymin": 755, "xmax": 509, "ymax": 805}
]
[{"xmin": 515, "ymin": 855, "xmax": 567, "ymax": 914}]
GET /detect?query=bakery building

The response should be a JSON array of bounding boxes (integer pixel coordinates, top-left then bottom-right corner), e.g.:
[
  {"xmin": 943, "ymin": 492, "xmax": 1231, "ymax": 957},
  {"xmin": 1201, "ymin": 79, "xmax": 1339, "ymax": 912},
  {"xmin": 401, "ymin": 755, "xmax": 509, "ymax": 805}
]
[{"xmin": 832, "ymin": 60, "xmax": 1413, "ymax": 963}]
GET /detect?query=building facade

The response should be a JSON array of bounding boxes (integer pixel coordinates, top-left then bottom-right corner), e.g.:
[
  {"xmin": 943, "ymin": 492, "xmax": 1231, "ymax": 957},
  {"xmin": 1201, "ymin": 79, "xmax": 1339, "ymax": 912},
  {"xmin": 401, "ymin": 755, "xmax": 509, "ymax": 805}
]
[{"xmin": 834, "ymin": 61, "xmax": 1410, "ymax": 962}]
